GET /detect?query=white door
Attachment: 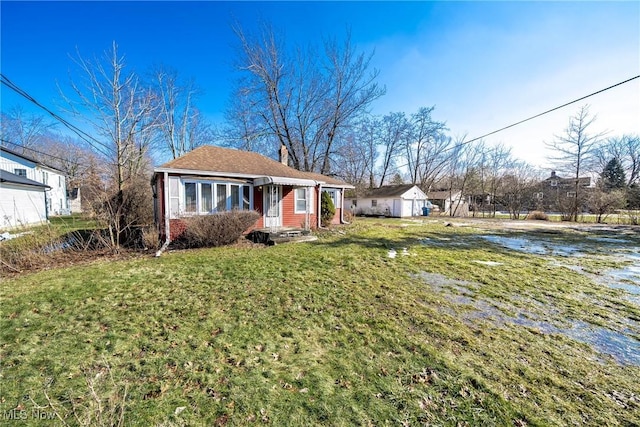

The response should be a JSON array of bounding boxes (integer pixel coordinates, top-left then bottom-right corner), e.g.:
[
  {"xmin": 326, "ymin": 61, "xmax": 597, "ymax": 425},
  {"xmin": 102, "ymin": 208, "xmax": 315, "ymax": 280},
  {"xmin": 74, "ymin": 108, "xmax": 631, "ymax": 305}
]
[{"xmin": 264, "ymin": 185, "xmax": 282, "ymax": 229}]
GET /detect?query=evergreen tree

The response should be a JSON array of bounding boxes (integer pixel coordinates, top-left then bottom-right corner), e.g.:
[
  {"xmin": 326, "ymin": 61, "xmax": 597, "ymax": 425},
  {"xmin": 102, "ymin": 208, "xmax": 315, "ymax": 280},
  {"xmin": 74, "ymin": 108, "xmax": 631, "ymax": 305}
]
[{"xmin": 601, "ymin": 158, "xmax": 626, "ymax": 191}]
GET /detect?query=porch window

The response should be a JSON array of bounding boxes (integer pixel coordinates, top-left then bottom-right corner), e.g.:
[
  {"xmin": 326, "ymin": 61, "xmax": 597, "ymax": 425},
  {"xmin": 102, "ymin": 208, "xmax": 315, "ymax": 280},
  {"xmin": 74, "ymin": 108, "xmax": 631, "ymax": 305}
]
[
  {"xmin": 201, "ymin": 183, "xmax": 213, "ymax": 213},
  {"xmin": 243, "ymin": 186, "xmax": 251, "ymax": 210},
  {"xmin": 230, "ymin": 185, "xmax": 241, "ymax": 209},
  {"xmin": 185, "ymin": 182, "xmax": 197, "ymax": 213},
  {"xmin": 216, "ymin": 184, "xmax": 227, "ymax": 212},
  {"xmin": 180, "ymin": 180, "xmax": 252, "ymax": 216}
]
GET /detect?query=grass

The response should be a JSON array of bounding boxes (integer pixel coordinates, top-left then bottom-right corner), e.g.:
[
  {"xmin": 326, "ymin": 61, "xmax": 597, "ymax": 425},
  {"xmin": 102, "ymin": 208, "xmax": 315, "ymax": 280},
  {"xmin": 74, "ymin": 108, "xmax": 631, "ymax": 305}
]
[{"xmin": 1, "ymin": 219, "xmax": 639, "ymax": 426}]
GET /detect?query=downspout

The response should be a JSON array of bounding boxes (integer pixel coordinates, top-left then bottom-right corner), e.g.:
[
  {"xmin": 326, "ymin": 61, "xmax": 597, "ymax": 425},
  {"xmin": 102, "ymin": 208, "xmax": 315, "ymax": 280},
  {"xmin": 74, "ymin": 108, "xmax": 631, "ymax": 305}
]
[
  {"xmin": 156, "ymin": 171, "xmax": 171, "ymax": 257},
  {"xmin": 317, "ymin": 184, "xmax": 323, "ymax": 229},
  {"xmin": 341, "ymin": 188, "xmax": 350, "ymax": 224}
]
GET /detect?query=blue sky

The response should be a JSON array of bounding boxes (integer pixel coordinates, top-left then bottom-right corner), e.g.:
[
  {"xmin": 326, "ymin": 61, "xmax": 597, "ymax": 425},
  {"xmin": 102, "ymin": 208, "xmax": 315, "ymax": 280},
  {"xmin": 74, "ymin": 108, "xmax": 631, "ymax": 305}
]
[{"xmin": 1, "ymin": 1, "xmax": 639, "ymax": 168}]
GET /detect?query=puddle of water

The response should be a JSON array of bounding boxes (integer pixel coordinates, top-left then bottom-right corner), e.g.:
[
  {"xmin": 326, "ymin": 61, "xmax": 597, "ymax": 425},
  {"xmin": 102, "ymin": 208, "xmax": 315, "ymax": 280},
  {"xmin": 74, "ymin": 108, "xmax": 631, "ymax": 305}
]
[
  {"xmin": 479, "ymin": 235, "xmax": 583, "ymax": 257},
  {"xmin": 415, "ymin": 271, "xmax": 640, "ymax": 365}
]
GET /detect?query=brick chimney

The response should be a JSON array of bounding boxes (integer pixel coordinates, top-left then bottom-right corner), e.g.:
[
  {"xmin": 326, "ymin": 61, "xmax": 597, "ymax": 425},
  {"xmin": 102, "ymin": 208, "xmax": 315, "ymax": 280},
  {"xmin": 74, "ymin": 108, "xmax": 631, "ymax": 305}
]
[
  {"xmin": 551, "ymin": 171, "xmax": 556, "ymax": 178},
  {"xmin": 279, "ymin": 145, "xmax": 289, "ymax": 166}
]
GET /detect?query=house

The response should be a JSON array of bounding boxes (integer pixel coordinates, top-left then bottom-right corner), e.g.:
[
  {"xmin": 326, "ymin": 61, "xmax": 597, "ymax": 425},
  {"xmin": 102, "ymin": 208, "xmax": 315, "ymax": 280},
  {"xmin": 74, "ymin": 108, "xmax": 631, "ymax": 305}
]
[
  {"xmin": 533, "ymin": 171, "xmax": 592, "ymax": 212},
  {"xmin": 0, "ymin": 146, "xmax": 68, "ymax": 228},
  {"xmin": 427, "ymin": 190, "xmax": 468, "ymax": 216},
  {"xmin": 0, "ymin": 170, "xmax": 51, "ymax": 228},
  {"xmin": 152, "ymin": 145, "xmax": 354, "ymax": 241},
  {"xmin": 346, "ymin": 184, "xmax": 428, "ymax": 217}
]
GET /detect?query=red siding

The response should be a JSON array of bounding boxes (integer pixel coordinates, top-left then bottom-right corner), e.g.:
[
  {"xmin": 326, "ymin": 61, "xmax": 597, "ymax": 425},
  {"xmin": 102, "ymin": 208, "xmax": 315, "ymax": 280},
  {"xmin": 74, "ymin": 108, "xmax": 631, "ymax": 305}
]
[{"xmin": 281, "ymin": 186, "xmax": 318, "ymax": 229}]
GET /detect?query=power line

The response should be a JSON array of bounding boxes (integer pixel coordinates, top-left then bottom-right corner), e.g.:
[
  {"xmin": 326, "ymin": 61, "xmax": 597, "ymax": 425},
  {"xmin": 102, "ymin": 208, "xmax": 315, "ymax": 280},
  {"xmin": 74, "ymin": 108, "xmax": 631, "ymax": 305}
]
[
  {"xmin": 0, "ymin": 74, "xmax": 112, "ymax": 158},
  {"xmin": 456, "ymin": 74, "xmax": 640, "ymax": 148}
]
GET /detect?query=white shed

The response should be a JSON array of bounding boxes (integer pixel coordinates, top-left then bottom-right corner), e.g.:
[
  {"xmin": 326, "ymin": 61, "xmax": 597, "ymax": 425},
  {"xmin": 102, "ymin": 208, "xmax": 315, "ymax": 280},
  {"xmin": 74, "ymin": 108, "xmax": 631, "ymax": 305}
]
[{"xmin": 347, "ymin": 184, "xmax": 429, "ymax": 217}]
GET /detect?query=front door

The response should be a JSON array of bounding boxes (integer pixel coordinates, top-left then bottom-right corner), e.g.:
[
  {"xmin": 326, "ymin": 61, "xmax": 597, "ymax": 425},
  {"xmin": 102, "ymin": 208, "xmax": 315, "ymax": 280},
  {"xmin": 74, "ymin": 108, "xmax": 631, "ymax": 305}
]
[{"xmin": 264, "ymin": 185, "xmax": 282, "ymax": 229}]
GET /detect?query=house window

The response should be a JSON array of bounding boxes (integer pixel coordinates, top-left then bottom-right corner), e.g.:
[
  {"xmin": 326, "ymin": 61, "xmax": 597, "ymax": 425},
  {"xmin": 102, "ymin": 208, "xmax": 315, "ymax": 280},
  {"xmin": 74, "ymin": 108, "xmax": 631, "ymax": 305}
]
[
  {"xmin": 182, "ymin": 180, "xmax": 252, "ymax": 215},
  {"xmin": 184, "ymin": 182, "xmax": 197, "ymax": 213},
  {"xmin": 550, "ymin": 180, "xmax": 558, "ymax": 187},
  {"xmin": 295, "ymin": 188, "xmax": 308, "ymax": 213},
  {"xmin": 43, "ymin": 171, "xmax": 48, "ymax": 185},
  {"xmin": 230, "ymin": 185, "xmax": 241, "ymax": 209},
  {"xmin": 243, "ymin": 186, "xmax": 251, "ymax": 210},
  {"xmin": 216, "ymin": 184, "xmax": 227, "ymax": 211},
  {"xmin": 567, "ymin": 191, "xmax": 576, "ymax": 198},
  {"xmin": 201, "ymin": 183, "xmax": 213, "ymax": 213},
  {"xmin": 371, "ymin": 199, "xmax": 377, "ymax": 207},
  {"xmin": 14, "ymin": 168, "xmax": 26, "ymax": 177},
  {"xmin": 535, "ymin": 192, "xmax": 544, "ymax": 200}
]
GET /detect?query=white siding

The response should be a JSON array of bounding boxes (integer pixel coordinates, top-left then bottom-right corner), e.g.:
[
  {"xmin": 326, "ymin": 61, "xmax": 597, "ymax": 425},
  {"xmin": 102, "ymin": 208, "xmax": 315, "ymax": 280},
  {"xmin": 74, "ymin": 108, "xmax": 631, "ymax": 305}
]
[
  {"xmin": 0, "ymin": 185, "xmax": 48, "ymax": 228},
  {"xmin": 0, "ymin": 150, "xmax": 69, "ymax": 215}
]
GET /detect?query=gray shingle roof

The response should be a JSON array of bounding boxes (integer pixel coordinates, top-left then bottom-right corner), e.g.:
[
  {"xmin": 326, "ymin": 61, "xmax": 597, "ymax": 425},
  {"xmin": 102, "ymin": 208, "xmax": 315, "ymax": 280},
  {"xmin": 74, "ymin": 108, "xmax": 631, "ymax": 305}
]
[
  {"xmin": 361, "ymin": 184, "xmax": 421, "ymax": 198},
  {"xmin": 0, "ymin": 169, "xmax": 50, "ymax": 189}
]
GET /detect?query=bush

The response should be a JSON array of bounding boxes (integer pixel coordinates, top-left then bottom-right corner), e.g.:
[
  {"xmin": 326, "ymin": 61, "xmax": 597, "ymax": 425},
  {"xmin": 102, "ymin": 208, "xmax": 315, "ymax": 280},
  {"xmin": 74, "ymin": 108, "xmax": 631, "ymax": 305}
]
[
  {"xmin": 174, "ymin": 211, "xmax": 260, "ymax": 248},
  {"xmin": 526, "ymin": 211, "xmax": 549, "ymax": 221},
  {"xmin": 321, "ymin": 191, "xmax": 336, "ymax": 227}
]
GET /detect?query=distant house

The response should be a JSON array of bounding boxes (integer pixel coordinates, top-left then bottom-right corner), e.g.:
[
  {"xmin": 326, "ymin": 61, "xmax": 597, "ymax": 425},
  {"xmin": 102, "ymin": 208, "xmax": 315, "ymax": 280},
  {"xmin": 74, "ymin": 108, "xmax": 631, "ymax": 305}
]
[
  {"xmin": 427, "ymin": 190, "xmax": 468, "ymax": 216},
  {"xmin": 0, "ymin": 147, "xmax": 68, "ymax": 228},
  {"xmin": 534, "ymin": 171, "xmax": 592, "ymax": 212},
  {"xmin": 152, "ymin": 145, "xmax": 354, "ymax": 242},
  {"xmin": 346, "ymin": 184, "xmax": 428, "ymax": 217}
]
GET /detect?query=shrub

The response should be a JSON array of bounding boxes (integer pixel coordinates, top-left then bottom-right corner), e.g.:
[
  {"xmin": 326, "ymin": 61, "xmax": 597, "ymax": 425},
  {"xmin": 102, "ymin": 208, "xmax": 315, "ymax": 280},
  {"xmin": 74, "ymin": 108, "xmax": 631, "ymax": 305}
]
[
  {"xmin": 526, "ymin": 211, "xmax": 549, "ymax": 221},
  {"xmin": 321, "ymin": 191, "xmax": 336, "ymax": 227},
  {"xmin": 174, "ymin": 211, "xmax": 260, "ymax": 248}
]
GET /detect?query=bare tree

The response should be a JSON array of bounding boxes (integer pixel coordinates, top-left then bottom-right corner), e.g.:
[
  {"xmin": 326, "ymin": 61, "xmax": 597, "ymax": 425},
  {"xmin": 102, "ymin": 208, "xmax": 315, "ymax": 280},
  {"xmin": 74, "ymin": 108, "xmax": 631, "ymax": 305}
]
[
  {"xmin": 60, "ymin": 42, "xmax": 161, "ymax": 247},
  {"xmin": 378, "ymin": 112, "xmax": 409, "ymax": 187},
  {"xmin": 545, "ymin": 105, "xmax": 605, "ymax": 221},
  {"xmin": 499, "ymin": 162, "xmax": 541, "ymax": 219},
  {"xmin": 0, "ymin": 106, "xmax": 56, "ymax": 152},
  {"xmin": 61, "ymin": 42, "xmax": 160, "ymax": 192},
  {"xmin": 405, "ymin": 106, "xmax": 448, "ymax": 185},
  {"xmin": 229, "ymin": 23, "xmax": 384, "ymax": 172},
  {"xmin": 595, "ymin": 134, "xmax": 640, "ymax": 186},
  {"xmin": 151, "ymin": 66, "xmax": 211, "ymax": 159}
]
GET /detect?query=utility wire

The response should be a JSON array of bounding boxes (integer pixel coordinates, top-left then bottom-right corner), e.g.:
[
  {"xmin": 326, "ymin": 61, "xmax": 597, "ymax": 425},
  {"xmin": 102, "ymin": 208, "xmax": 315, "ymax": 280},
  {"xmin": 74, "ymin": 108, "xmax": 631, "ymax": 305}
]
[
  {"xmin": 0, "ymin": 138, "xmax": 97, "ymax": 168},
  {"xmin": 455, "ymin": 74, "xmax": 640, "ymax": 148},
  {"xmin": 0, "ymin": 74, "xmax": 111, "ymax": 158}
]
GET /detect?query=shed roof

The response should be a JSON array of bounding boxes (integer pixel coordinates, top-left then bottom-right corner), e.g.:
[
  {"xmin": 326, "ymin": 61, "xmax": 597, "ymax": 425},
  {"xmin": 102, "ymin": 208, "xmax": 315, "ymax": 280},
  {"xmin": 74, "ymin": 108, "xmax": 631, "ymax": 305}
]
[
  {"xmin": 0, "ymin": 169, "xmax": 50, "ymax": 189},
  {"xmin": 360, "ymin": 184, "xmax": 423, "ymax": 199}
]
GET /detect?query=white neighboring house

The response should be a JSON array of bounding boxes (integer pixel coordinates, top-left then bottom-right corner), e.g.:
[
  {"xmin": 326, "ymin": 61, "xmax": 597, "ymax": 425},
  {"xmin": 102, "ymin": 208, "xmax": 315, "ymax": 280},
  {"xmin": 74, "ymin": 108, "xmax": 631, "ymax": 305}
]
[
  {"xmin": 427, "ymin": 190, "xmax": 468, "ymax": 216},
  {"xmin": 0, "ymin": 147, "xmax": 69, "ymax": 228},
  {"xmin": 346, "ymin": 184, "xmax": 429, "ymax": 217}
]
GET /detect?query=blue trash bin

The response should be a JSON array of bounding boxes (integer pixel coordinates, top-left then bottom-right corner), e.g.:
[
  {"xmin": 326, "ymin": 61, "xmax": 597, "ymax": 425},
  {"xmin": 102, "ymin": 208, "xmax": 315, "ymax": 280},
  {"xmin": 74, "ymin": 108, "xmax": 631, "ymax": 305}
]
[{"xmin": 422, "ymin": 206, "xmax": 430, "ymax": 216}]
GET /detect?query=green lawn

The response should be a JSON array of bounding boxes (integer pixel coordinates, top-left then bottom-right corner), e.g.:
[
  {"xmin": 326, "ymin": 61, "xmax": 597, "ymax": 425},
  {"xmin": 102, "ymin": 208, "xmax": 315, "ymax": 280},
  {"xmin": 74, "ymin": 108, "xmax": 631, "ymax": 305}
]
[{"xmin": 1, "ymin": 219, "xmax": 638, "ymax": 426}]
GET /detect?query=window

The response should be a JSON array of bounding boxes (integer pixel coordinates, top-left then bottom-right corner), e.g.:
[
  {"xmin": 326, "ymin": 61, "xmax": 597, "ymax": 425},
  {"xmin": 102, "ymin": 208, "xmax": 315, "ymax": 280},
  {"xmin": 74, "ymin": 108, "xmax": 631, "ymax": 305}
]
[
  {"xmin": 43, "ymin": 171, "xmax": 48, "ymax": 185},
  {"xmin": 295, "ymin": 188, "xmax": 308, "ymax": 213},
  {"xmin": 567, "ymin": 191, "xmax": 576, "ymax": 198},
  {"xmin": 14, "ymin": 168, "xmax": 26, "ymax": 177},
  {"xmin": 243, "ymin": 186, "xmax": 251, "ymax": 210},
  {"xmin": 371, "ymin": 199, "xmax": 377, "ymax": 207},
  {"xmin": 352, "ymin": 199, "xmax": 357, "ymax": 207},
  {"xmin": 230, "ymin": 185, "xmax": 241, "ymax": 210},
  {"xmin": 184, "ymin": 182, "xmax": 197, "ymax": 213},
  {"xmin": 216, "ymin": 184, "xmax": 227, "ymax": 211},
  {"xmin": 550, "ymin": 179, "xmax": 558, "ymax": 187},
  {"xmin": 535, "ymin": 192, "xmax": 544, "ymax": 200},
  {"xmin": 183, "ymin": 181, "xmax": 252, "ymax": 215},
  {"xmin": 201, "ymin": 183, "xmax": 213, "ymax": 213},
  {"xmin": 59, "ymin": 176, "xmax": 63, "ymax": 187}
]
